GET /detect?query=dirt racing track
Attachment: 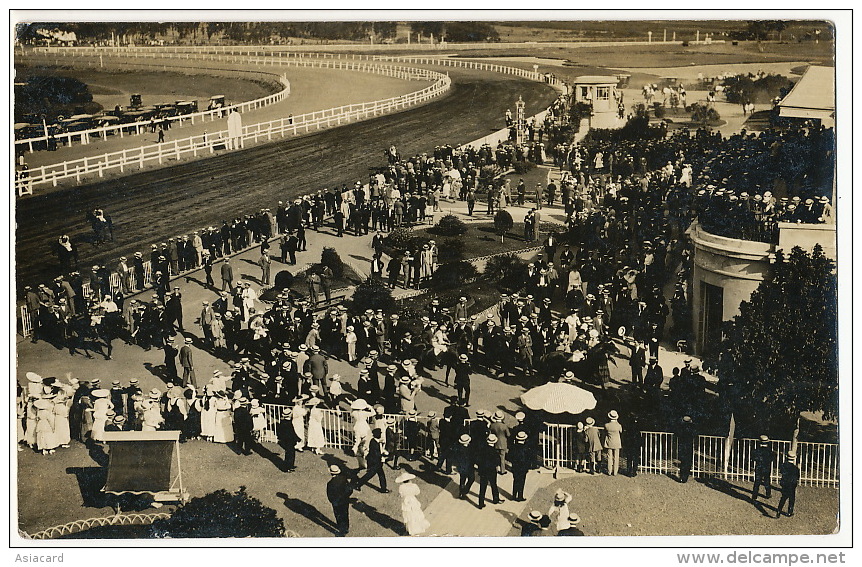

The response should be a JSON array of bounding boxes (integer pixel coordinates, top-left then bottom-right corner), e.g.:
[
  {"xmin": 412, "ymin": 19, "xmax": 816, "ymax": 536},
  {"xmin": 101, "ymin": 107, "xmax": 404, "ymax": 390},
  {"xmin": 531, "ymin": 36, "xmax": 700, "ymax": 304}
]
[{"xmin": 16, "ymin": 63, "xmax": 558, "ymax": 287}]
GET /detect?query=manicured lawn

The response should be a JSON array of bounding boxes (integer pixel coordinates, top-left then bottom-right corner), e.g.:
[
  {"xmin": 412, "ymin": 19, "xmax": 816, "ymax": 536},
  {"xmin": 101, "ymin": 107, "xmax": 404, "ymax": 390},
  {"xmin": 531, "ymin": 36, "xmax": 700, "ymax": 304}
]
[{"xmin": 507, "ymin": 472, "xmax": 838, "ymax": 537}]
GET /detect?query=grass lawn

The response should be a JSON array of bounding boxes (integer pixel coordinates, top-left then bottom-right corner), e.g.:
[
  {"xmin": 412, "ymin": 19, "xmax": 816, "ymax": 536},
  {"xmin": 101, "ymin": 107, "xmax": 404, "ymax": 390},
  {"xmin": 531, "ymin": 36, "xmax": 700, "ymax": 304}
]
[
  {"xmin": 507, "ymin": 473, "xmax": 839, "ymax": 537},
  {"xmin": 15, "ymin": 64, "xmax": 280, "ymax": 116},
  {"xmin": 17, "ymin": 438, "xmax": 445, "ymax": 538}
]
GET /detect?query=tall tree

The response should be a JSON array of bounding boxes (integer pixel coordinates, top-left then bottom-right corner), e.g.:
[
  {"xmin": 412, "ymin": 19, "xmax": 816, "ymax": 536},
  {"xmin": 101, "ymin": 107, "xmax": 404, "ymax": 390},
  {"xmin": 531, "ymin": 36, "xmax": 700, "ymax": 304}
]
[{"xmin": 709, "ymin": 245, "xmax": 838, "ymax": 435}]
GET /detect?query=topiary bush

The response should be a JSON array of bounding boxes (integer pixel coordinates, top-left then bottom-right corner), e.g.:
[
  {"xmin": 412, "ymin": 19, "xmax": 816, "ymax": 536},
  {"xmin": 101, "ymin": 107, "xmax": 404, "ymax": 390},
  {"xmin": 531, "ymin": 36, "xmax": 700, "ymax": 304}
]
[
  {"xmin": 149, "ymin": 487, "xmax": 285, "ymax": 538},
  {"xmin": 432, "ymin": 214, "xmax": 468, "ymax": 236},
  {"xmin": 494, "ymin": 209, "xmax": 514, "ymax": 242},
  {"xmin": 383, "ymin": 226, "xmax": 414, "ymax": 251},
  {"xmin": 430, "ymin": 260, "xmax": 479, "ymax": 289},
  {"xmin": 320, "ymin": 246, "xmax": 345, "ymax": 278},
  {"xmin": 350, "ymin": 278, "xmax": 397, "ymax": 314},
  {"xmin": 484, "ymin": 253, "xmax": 528, "ymax": 292},
  {"xmin": 512, "ymin": 160, "xmax": 536, "ymax": 175},
  {"xmin": 690, "ymin": 102, "xmax": 722, "ymax": 126},
  {"xmin": 436, "ymin": 238, "xmax": 466, "ymax": 264}
]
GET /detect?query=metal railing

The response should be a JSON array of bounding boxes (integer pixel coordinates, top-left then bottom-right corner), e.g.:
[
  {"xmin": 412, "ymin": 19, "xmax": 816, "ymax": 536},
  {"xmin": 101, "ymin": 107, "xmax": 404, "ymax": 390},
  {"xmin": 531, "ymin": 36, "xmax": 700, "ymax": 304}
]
[
  {"xmin": 541, "ymin": 424, "xmax": 838, "ymax": 487},
  {"xmin": 260, "ymin": 405, "xmax": 437, "ymax": 455},
  {"xmin": 15, "ymin": 53, "xmax": 449, "ymax": 194}
]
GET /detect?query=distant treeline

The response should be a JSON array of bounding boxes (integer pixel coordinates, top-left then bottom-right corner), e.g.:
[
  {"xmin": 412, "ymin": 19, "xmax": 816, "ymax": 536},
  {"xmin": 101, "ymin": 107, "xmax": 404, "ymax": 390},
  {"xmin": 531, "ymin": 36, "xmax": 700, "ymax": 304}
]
[{"xmin": 16, "ymin": 21, "xmax": 500, "ymax": 44}]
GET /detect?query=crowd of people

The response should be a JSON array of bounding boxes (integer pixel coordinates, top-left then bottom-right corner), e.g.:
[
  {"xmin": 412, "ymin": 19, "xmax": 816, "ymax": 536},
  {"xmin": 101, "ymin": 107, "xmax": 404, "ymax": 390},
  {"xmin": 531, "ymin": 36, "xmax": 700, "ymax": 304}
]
[{"xmin": 19, "ymin": 108, "xmax": 830, "ymax": 534}]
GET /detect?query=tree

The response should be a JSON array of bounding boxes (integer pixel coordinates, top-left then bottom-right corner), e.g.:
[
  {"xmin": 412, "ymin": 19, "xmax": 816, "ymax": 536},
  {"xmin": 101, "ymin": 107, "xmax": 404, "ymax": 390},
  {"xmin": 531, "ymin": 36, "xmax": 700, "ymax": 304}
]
[
  {"xmin": 747, "ymin": 20, "xmax": 788, "ymax": 51},
  {"xmin": 320, "ymin": 247, "xmax": 345, "ymax": 279},
  {"xmin": 483, "ymin": 253, "xmax": 527, "ymax": 292},
  {"xmin": 708, "ymin": 246, "xmax": 837, "ymax": 435},
  {"xmin": 350, "ymin": 278, "xmax": 396, "ymax": 315},
  {"xmin": 494, "ymin": 210, "xmax": 514, "ymax": 242},
  {"xmin": 149, "ymin": 487, "xmax": 285, "ymax": 538}
]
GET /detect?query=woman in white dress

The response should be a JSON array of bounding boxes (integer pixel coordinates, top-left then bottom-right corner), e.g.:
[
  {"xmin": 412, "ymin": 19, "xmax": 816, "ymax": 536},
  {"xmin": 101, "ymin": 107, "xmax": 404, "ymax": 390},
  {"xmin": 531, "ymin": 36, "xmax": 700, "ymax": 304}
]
[
  {"xmin": 35, "ymin": 398, "xmax": 58, "ymax": 454},
  {"xmin": 396, "ymin": 473, "xmax": 430, "ymax": 536},
  {"xmin": 142, "ymin": 391, "xmax": 164, "ymax": 432},
  {"xmin": 200, "ymin": 386, "xmax": 217, "ymax": 441},
  {"xmin": 305, "ymin": 398, "xmax": 326, "ymax": 455},
  {"xmin": 90, "ymin": 389, "xmax": 113, "ymax": 442},
  {"xmin": 351, "ymin": 400, "xmax": 374, "ymax": 468},
  {"xmin": 291, "ymin": 397, "xmax": 308, "ymax": 451},
  {"xmin": 53, "ymin": 391, "xmax": 72, "ymax": 448},
  {"xmin": 241, "ymin": 283, "xmax": 258, "ymax": 324},
  {"xmin": 419, "ymin": 245, "xmax": 433, "ymax": 283},
  {"xmin": 213, "ymin": 394, "xmax": 234, "ymax": 443},
  {"xmin": 250, "ymin": 399, "xmax": 267, "ymax": 441},
  {"xmin": 548, "ymin": 490, "xmax": 573, "ymax": 533}
]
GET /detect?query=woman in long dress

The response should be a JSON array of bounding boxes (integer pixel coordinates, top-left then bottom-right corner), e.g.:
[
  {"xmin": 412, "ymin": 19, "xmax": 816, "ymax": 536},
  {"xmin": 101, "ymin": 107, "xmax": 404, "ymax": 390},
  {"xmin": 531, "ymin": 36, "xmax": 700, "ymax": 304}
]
[
  {"xmin": 183, "ymin": 389, "xmax": 203, "ymax": 441},
  {"xmin": 90, "ymin": 389, "xmax": 113, "ymax": 442},
  {"xmin": 351, "ymin": 402, "xmax": 374, "ymax": 468},
  {"xmin": 35, "ymin": 398, "xmax": 58, "ymax": 454},
  {"xmin": 213, "ymin": 395, "xmax": 234, "ymax": 443},
  {"xmin": 396, "ymin": 473, "xmax": 430, "ymax": 536},
  {"xmin": 291, "ymin": 397, "xmax": 308, "ymax": 451},
  {"xmin": 305, "ymin": 398, "xmax": 326, "ymax": 455},
  {"xmin": 200, "ymin": 387, "xmax": 217, "ymax": 441},
  {"xmin": 53, "ymin": 391, "xmax": 72, "ymax": 448}
]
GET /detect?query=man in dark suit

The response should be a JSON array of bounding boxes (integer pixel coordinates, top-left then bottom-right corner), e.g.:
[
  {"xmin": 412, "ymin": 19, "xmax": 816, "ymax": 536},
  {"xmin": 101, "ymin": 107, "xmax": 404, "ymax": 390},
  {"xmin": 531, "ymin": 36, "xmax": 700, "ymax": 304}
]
[
  {"xmin": 776, "ymin": 450, "xmax": 800, "ymax": 518},
  {"xmin": 232, "ymin": 398, "xmax": 255, "ymax": 456},
  {"xmin": 354, "ymin": 428, "xmax": 390, "ymax": 493},
  {"xmin": 453, "ymin": 353, "xmax": 472, "ymax": 402},
  {"xmin": 509, "ymin": 431, "xmax": 530, "ymax": 501},
  {"xmin": 276, "ymin": 408, "xmax": 300, "ymax": 472},
  {"xmin": 677, "ymin": 415, "xmax": 696, "ymax": 483},
  {"xmin": 557, "ymin": 513, "xmax": 585, "ymax": 536},
  {"xmin": 179, "ymin": 337, "xmax": 195, "ymax": 387},
  {"xmin": 752, "ymin": 435, "xmax": 774, "ymax": 501},
  {"xmin": 628, "ymin": 339, "xmax": 648, "ymax": 389},
  {"xmin": 326, "ymin": 464, "xmax": 355, "ymax": 536},
  {"xmin": 220, "ymin": 258, "xmax": 234, "ymax": 292},
  {"xmin": 453, "ymin": 434, "xmax": 475, "ymax": 500},
  {"xmin": 477, "ymin": 434, "xmax": 504, "ymax": 509}
]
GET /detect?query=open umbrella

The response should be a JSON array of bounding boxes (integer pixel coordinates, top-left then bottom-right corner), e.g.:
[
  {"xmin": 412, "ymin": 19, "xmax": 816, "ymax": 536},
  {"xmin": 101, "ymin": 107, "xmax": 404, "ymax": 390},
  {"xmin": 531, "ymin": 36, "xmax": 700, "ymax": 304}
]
[{"xmin": 520, "ymin": 381, "xmax": 597, "ymax": 415}]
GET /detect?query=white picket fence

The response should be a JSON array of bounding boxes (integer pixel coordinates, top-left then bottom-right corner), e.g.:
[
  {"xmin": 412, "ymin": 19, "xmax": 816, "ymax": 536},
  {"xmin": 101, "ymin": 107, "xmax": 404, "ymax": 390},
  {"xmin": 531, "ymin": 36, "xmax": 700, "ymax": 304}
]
[
  {"xmin": 15, "ymin": 55, "xmax": 449, "ymax": 194},
  {"xmin": 15, "ymin": 67, "xmax": 292, "ymax": 153},
  {"xmin": 542, "ymin": 424, "xmax": 838, "ymax": 487}
]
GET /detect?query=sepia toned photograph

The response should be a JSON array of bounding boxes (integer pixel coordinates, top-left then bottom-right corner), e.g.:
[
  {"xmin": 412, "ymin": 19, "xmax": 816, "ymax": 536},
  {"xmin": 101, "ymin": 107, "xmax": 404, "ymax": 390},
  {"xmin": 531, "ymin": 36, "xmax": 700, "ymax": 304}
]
[{"xmin": 11, "ymin": 10, "xmax": 845, "ymax": 546}]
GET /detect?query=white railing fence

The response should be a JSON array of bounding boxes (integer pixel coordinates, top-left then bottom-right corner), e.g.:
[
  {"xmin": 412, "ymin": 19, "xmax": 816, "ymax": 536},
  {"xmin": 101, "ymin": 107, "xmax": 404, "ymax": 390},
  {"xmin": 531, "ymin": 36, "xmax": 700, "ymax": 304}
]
[
  {"xmin": 15, "ymin": 54, "xmax": 450, "ymax": 194},
  {"xmin": 542, "ymin": 424, "xmax": 838, "ymax": 487},
  {"xmin": 15, "ymin": 61, "xmax": 291, "ymax": 153}
]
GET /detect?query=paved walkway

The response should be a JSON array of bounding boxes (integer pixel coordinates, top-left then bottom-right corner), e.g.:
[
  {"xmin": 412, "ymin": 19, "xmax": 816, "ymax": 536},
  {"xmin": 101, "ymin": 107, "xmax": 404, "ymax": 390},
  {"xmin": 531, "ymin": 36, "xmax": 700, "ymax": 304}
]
[{"xmin": 424, "ymin": 470, "xmax": 555, "ymax": 536}]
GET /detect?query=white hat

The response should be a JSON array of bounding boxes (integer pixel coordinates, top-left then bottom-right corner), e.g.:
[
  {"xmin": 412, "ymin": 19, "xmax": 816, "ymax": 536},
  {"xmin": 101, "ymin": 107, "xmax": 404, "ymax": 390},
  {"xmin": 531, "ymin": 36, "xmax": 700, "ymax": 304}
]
[{"xmin": 395, "ymin": 472, "xmax": 416, "ymax": 483}]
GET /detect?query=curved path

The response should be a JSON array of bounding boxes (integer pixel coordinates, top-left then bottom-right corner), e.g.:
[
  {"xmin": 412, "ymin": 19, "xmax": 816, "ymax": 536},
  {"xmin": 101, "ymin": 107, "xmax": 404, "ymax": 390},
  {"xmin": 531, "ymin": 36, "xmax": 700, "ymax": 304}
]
[{"xmin": 16, "ymin": 69, "xmax": 557, "ymax": 287}]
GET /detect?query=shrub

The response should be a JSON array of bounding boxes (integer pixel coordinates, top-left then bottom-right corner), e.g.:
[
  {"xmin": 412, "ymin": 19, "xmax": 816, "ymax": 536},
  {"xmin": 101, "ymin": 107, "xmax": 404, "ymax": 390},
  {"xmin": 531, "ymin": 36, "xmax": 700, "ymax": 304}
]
[
  {"xmin": 512, "ymin": 160, "xmax": 536, "ymax": 175},
  {"xmin": 653, "ymin": 102, "xmax": 666, "ymax": 119},
  {"xmin": 320, "ymin": 247, "xmax": 344, "ymax": 278},
  {"xmin": 484, "ymin": 253, "xmax": 528, "ymax": 292},
  {"xmin": 432, "ymin": 214, "xmax": 468, "ymax": 236},
  {"xmin": 494, "ymin": 210, "xmax": 514, "ymax": 241},
  {"xmin": 383, "ymin": 226, "xmax": 414, "ymax": 250},
  {"xmin": 350, "ymin": 278, "xmax": 396, "ymax": 314},
  {"xmin": 430, "ymin": 261, "xmax": 479, "ymax": 289},
  {"xmin": 150, "ymin": 487, "xmax": 285, "ymax": 538},
  {"xmin": 691, "ymin": 102, "xmax": 722, "ymax": 126},
  {"xmin": 436, "ymin": 238, "xmax": 466, "ymax": 264}
]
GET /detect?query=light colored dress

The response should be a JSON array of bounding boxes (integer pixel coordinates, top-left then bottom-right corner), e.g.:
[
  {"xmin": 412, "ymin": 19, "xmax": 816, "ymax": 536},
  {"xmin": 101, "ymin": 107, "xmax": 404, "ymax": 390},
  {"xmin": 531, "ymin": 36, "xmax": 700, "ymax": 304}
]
[
  {"xmin": 92, "ymin": 398, "xmax": 113, "ymax": 441},
  {"xmin": 213, "ymin": 398, "xmax": 234, "ymax": 443},
  {"xmin": 306, "ymin": 406, "xmax": 326, "ymax": 450},
  {"xmin": 291, "ymin": 404, "xmax": 307, "ymax": 450},
  {"xmin": 200, "ymin": 396, "xmax": 217, "ymax": 439},
  {"xmin": 36, "ymin": 405, "xmax": 59, "ymax": 451},
  {"xmin": 53, "ymin": 400, "xmax": 71, "ymax": 446},
  {"xmin": 399, "ymin": 482, "xmax": 430, "ymax": 536},
  {"xmin": 24, "ymin": 400, "xmax": 38, "ymax": 446}
]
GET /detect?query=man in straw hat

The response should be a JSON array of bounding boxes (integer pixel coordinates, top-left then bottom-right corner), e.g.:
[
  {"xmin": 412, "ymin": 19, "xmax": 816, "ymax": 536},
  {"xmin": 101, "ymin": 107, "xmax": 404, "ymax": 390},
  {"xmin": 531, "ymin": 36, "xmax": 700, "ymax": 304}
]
[
  {"xmin": 275, "ymin": 407, "xmax": 300, "ymax": 472},
  {"xmin": 509, "ymin": 431, "xmax": 531, "ymax": 501},
  {"xmin": 476, "ymin": 434, "xmax": 504, "ymax": 509},
  {"xmin": 557, "ymin": 513, "xmax": 585, "ymax": 536},
  {"xmin": 604, "ymin": 410, "xmax": 623, "ymax": 476},
  {"xmin": 776, "ymin": 450, "xmax": 800, "ymax": 518},
  {"xmin": 326, "ymin": 464, "xmax": 355, "ymax": 536},
  {"xmin": 518, "ymin": 510, "xmax": 547, "ymax": 537},
  {"xmin": 751, "ymin": 435, "xmax": 774, "ymax": 501}
]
